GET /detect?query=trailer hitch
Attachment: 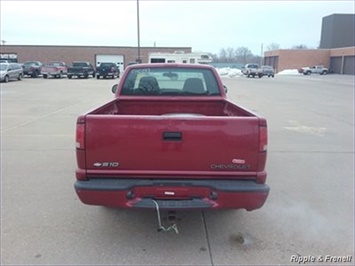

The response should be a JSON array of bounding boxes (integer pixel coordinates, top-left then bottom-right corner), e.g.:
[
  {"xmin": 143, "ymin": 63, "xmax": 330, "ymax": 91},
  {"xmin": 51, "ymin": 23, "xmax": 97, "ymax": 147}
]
[{"xmin": 152, "ymin": 199, "xmax": 179, "ymax": 234}]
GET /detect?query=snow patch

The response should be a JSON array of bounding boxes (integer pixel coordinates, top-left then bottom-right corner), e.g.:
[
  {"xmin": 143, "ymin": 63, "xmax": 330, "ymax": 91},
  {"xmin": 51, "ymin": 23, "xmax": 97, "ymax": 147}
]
[
  {"xmin": 277, "ymin": 69, "xmax": 301, "ymax": 75},
  {"xmin": 216, "ymin": 67, "xmax": 243, "ymax": 77},
  {"xmin": 216, "ymin": 67, "xmax": 302, "ymax": 78}
]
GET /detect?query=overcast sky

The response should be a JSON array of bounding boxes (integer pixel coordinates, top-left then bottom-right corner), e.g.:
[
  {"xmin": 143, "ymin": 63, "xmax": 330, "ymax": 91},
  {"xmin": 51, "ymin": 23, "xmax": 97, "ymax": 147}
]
[{"xmin": 1, "ymin": 1, "xmax": 354, "ymax": 55}]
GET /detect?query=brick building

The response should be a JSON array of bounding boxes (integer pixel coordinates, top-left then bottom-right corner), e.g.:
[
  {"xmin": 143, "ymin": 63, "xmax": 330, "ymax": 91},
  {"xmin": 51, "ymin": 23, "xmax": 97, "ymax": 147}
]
[
  {"xmin": 0, "ymin": 45, "xmax": 191, "ymax": 69},
  {"xmin": 264, "ymin": 14, "xmax": 354, "ymax": 74},
  {"xmin": 264, "ymin": 47, "xmax": 354, "ymax": 74}
]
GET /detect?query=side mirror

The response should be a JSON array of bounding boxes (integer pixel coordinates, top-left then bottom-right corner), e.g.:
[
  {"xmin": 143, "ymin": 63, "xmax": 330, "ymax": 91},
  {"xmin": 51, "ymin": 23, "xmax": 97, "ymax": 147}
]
[
  {"xmin": 112, "ymin": 84, "xmax": 118, "ymax": 93},
  {"xmin": 223, "ymin": 85, "xmax": 228, "ymax": 94}
]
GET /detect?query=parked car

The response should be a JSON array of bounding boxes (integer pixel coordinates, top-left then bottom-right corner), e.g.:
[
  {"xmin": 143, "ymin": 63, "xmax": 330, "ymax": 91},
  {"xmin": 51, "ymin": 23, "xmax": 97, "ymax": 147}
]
[
  {"xmin": 67, "ymin": 61, "xmax": 95, "ymax": 79},
  {"xmin": 241, "ymin": 63, "xmax": 264, "ymax": 78},
  {"xmin": 41, "ymin": 61, "xmax": 68, "ymax": 78},
  {"xmin": 298, "ymin": 65, "xmax": 328, "ymax": 75},
  {"xmin": 261, "ymin": 65, "xmax": 275, "ymax": 78},
  {"xmin": 22, "ymin": 61, "xmax": 43, "ymax": 78},
  {"xmin": 0, "ymin": 62, "xmax": 24, "ymax": 82},
  {"xmin": 96, "ymin": 62, "xmax": 120, "ymax": 79}
]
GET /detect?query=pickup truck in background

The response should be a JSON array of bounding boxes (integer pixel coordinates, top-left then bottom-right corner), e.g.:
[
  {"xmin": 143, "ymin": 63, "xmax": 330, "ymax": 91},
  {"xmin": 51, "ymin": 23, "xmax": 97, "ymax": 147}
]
[
  {"xmin": 67, "ymin": 61, "xmax": 95, "ymax": 79},
  {"xmin": 96, "ymin": 62, "xmax": 120, "ymax": 79},
  {"xmin": 74, "ymin": 63, "xmax": 269, "ymax": 212},
  {"xmin": 241, "ymin": 63, "xmax": 264, "ymax": 78},
  {"xmin": 41, "ymin": 61, "xmax": 68, "ymax": 78},
  {"xmin": 22, "ymin": 61, "xmax": 43, "ymax": 78},
  {"xmin": 298, "ymin": 65, "xmax": 328, "ymax": 75}
]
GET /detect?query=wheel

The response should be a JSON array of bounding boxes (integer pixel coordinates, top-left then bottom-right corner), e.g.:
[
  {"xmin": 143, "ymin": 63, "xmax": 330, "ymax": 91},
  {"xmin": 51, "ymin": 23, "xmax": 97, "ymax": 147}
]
[
  {"xmin": 4, "ymin": 75, "xmax": 9, "ymax": 83},
  {"xmin": 272, "ymin": 75, "xmax": 275, "ymax": 78},
  {"xmin": 58, "ymin": 72, "xmax": 62, "ymax": 78},
  {"xmin": 321, "ymin": 70, "xmax": 327, "ymax": 75},
  {"xmin": 18, "ymin": 73, "xmax": 23, "ymax": 80},
  {"xmin": 258, "ymin": 74, "xmax": 263, "ymax": 78},
  {"xmin": 306, "ymin": 71, "xmax": 311, "ymax": 75},
  {"xmin": 96, "ymin": 75, "xmax": 100, "ymax": 79},
  {"xmin": 84, "ymin": 73, "xmax": 88, "ymax": 79},
  {"xmin": 68, "ymin": 75, "xmax": 72, "ymax": 79},
  {"xmin": 43, "ymin": 74, "xmax": 48, "ymax": 79}
]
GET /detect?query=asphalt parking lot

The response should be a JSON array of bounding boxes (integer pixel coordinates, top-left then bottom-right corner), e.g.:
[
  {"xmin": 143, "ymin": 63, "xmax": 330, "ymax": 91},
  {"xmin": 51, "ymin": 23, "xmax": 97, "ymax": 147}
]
[{"xmin": 1, "ymin": 73, "xmax": 354, "ymax": 265}]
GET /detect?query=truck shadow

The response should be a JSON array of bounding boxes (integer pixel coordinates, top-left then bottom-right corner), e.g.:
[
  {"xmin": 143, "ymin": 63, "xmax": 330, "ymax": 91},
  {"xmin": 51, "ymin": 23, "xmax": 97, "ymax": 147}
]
[
  {"xmin": 80, "ymin": 207, "xmax": 268, "ymax": 265},
  {"xmin": 96, "ymin": 207, "xmax": 259, "ymax": 249}
]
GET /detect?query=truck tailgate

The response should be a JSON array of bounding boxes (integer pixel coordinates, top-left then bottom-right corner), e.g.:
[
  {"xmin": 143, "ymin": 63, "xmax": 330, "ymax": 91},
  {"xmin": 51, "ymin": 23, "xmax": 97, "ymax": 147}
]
[{"xmin": 84, "ymin": 115, "xmax": 260, "ymax": 178}]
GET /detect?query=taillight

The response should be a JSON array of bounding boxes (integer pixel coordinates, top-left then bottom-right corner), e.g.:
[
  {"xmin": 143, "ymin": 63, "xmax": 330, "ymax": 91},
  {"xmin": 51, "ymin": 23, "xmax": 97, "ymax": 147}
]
[
  {"xmin": 76, "ymin": 117, "xmax": 85, "ymax": 149},
  {"xmin": 259, "ymin": 125, "xmax": 267, "ymax": 152}
]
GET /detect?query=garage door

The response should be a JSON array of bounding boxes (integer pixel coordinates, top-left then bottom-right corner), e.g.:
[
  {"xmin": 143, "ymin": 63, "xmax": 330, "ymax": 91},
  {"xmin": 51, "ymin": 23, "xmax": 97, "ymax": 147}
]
[
  {"xmin": 330, "ymin": 56, "xmax": 342, "ymax": 74},
  {"xmin": 344, "ymin": 56, "xmax": 355, "ymax": 75},
  {"xmin": 96, "ymin": 55, "xmax": 124, "ymax": 73}
]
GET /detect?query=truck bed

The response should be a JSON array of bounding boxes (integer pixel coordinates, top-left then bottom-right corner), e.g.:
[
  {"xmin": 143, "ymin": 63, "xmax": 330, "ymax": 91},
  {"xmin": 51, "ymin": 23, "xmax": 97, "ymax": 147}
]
[
  {"xmin": 89, "ymin": 98, "xmax": 255, "ymax": 117},
  {"xmin": 80, "ymin": 98, "xmax": 265, "ymax": 179}
]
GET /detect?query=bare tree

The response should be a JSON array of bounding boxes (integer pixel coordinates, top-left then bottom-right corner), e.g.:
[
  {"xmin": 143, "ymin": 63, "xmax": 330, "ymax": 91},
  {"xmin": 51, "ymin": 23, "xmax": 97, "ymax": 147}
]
[
  {"xmin": 266, "ymin": 42, "xmax": 280, "ymax": 51},
  {"xmin": 235, "ymin": 47, "xmax": 252, "ymax": 65},
  {"xmin": 209, "ymin": 53, "xmax": 219, "ymax": 63},
  {"xmin": 219, "ymin": 48, "xmax": 228, "ymax": 62},
  {"xmin": 292, "ymin": 44, "xmax": 308, "ymax": 49},
  {"xmin": 225, "ymin": 47, "xmax": 235, "ymax": 62}
]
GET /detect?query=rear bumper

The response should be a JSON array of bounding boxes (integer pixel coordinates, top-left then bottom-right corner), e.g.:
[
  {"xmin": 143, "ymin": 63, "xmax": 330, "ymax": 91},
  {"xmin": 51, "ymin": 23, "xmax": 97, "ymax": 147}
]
[
  {"xmin": 42, "ymin": 71, "xmax": 63, "ymax": 75},
  {"xmin": 98, "ymin": 72, "xmax": 116, "ymax": 76},
  {"xmin": 74, "ymin": 179, "xmax": 269, "ymax": 211},
  {"xmin": 68, "ymin": 72, "xmax": 87, "ymax": 76}
]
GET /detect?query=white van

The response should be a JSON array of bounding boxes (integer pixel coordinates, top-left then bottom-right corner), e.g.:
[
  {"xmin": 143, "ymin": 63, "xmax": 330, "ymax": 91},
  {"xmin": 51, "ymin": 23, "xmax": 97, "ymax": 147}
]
[
  {"xmin": 0, "ymin": 63, "xmax": 24, "ymax": 82},
  {"xmin": 148, "ymin": 51, "xmax": 213, "ymax": 64}
]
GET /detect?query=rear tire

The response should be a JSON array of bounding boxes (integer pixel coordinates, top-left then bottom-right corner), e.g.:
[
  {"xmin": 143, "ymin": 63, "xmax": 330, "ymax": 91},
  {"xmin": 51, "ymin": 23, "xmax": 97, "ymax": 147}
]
[
  {"xmin": 4, "ymin": 75, "xmax": 9, "ymax": 83},
  {"xmin": 43, "ymin": 74, "xmax": 48, "ymax": 79},
  {"xmin": 68, "ymin": 75, "xmax": 72, "ymax": 79},
  {"xmin": 96, "ymin": 75, "xmax": 100, "ymax": 79},
  {"xmin": 18, "ymin": 73, "xmax": 23, "ymax": 80}
]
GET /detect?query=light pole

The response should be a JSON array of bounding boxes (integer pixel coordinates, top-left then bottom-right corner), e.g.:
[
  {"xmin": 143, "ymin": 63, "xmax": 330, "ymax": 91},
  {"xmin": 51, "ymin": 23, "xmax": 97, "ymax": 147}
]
[{"xmin": 136, "ymin": 0, "xmax": 141, "ymax": 63}]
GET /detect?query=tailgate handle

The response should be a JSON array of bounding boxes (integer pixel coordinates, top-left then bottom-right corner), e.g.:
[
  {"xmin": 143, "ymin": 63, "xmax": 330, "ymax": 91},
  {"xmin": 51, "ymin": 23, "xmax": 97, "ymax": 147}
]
[{"xmin": 163, "ymin": 132, "xmax": 182, "ymax": 141}]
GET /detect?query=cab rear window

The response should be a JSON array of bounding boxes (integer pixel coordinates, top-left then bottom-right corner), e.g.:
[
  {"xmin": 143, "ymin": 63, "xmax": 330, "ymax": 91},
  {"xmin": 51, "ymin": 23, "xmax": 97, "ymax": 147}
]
[{"xmin": 121, "ymin": 67, "xmax": 220, "ymax": 96}]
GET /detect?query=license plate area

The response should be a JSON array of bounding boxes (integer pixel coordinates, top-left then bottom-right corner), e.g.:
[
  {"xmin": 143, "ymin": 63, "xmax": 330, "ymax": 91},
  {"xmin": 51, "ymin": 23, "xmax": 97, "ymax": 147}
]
[{"xmin": 133, "ymin": 186, "xmax": 211, "ymax": 200}]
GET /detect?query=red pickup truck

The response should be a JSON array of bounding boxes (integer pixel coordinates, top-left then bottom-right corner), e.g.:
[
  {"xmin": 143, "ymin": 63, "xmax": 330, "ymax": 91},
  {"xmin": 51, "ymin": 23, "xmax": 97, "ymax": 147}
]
[
  {"xmin": 41, "ymin": 61, "xmax": 68, "ymax": 78},
  {"xmin": 74, "ymin": 63, "xmax": 269, "ymax": 211}
]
